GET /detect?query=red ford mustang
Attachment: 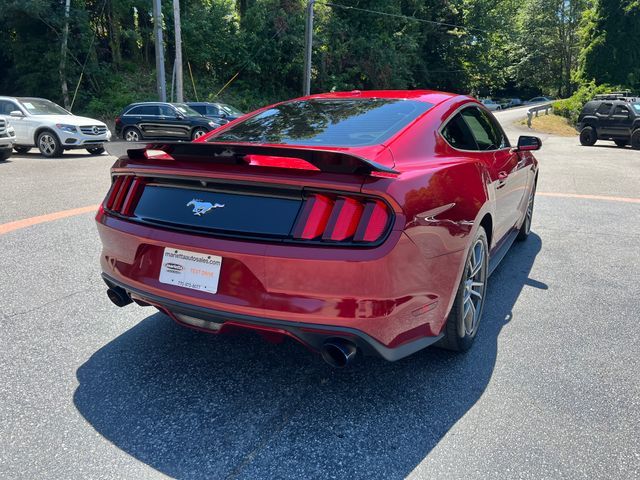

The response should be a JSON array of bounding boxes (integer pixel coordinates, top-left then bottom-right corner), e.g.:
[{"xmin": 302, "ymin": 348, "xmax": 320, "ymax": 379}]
[{"xmin": 97, "ymin": 90, "xmax": 540, "ymax": 367}]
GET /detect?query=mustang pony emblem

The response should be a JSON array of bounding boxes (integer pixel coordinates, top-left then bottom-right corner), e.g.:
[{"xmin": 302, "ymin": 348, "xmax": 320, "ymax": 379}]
[{"xmin": 187, "ymin": 199, "xmax": 225, "ymax": 216}]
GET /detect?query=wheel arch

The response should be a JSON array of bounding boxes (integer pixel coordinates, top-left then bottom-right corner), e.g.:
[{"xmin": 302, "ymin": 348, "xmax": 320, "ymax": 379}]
[{"xmin": 33, "ymin": 126, "xmax": 60, "ymax": 146}]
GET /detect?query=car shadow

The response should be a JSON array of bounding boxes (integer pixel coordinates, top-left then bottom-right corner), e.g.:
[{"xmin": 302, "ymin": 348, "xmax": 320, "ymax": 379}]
[{"xmin": 74, "ymin": 234, "xmax": 544, "ymax": 479}]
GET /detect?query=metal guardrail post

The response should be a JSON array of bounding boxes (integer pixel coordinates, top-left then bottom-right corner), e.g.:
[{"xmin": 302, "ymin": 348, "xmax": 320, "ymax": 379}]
[{"xmin": 526, "ymin": 103, "xmax": 553, "ymax": 128}]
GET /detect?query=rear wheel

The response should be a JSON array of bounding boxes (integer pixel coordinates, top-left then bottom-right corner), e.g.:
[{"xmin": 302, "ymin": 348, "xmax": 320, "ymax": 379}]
[
  {"xmin": 631, "ymin": 129, "xmax": 640, "ymax": 150},
  {"xmin": 614, "ymin": 140, "xmax": 628, "ymax": 148},
  {"xmin": 517, "ymin": 182, "xmax": 536, "ymax": 241},
  {"xmin": 437, "ymin": 227, "xmax": 488, "ymax": 352},
  {"xmin": 14, "ymin": 146, "xmax": 31, "ymax": 154},
  {"xmin": 579, "ymin": 126, "xmax": 597, "ymax": 146},
  {"xmin": 124, "ymin": 127, "xmax": 141, "ymax": 142},
  {"xmin": 37, "ymin": 131, "xmax": 63, "ymax": 158}
]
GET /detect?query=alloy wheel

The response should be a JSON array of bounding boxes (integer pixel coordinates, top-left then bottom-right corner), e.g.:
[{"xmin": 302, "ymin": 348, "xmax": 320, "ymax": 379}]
[
  {"xmin": 192, "ymin": 129, "xmax": 207, "ymax": 140},
  {"xmin": 39, "ymin": 134, "xmax": 56, "ymax": 155},
  {"xmin": 461, "ymin": 239, "xmax": 487, "ymax": 337},
  {"xmin": 125, "ymin": 130, "xmax": 140, "ymax": 142}
]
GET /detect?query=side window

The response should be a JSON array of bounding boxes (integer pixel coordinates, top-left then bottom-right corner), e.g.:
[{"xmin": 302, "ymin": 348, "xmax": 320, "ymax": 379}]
[
  {"xmin": 126, "ymin": 106, "xmax": 143, "ymax": 116},
  {"xmin": 190, "ymin": 105, "xmax": 205, "ymax": 115},
  {"xmin": 0, "ymin": 101, "xmax": 19, "ymax": 115},
  {"xmin": 479, "ymin": 109, "xmax": 509, "ymax": 148},
  {"xmin": 159, "ymin": 105, "xmax": 175, "ymax": 116},
  {"xmin": 461, "ymin": 107, "xmax": 499, "ymax": 150},
  {"xmin": 139, "ymin": 105, "xmax": 160, "ymax": 115},
  {"xmin": 596, "ymin": 103, "xmax": 612, "ymax": 115},
  {"xmin": 613, "ymin": 105, "xmax": 629, "ymax": 116},
  {"xmin": 441, "ymin": 113, "xmax": 478, "ymax": 150}
]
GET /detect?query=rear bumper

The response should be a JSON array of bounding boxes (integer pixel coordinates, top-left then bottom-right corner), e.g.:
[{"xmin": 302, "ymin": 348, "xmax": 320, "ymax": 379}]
[
  {"xmin": 97, "ymin": 212, "xmax": 463, "ymax": 358},
  {"xmin": 103, "ymin": 273, "xmax": 443, "ymax": 361}
]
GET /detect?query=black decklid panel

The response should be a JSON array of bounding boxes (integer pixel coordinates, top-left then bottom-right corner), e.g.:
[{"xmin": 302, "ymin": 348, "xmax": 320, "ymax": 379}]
[{"xmin": 134, "ymin": 185, "xmax": 302, "ymax": 238}]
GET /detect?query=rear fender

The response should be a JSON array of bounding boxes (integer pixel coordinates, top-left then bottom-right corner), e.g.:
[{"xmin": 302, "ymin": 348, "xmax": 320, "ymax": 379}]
[{"xmin": 362, "ymin": 160, "xmax": 493, "ymax": 259}]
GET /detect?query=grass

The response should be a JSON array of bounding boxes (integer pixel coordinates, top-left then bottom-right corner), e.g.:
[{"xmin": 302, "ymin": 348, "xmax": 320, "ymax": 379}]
[{"xmin": 519, "ymin": 113, "xmax": 578, "ymax": 137}]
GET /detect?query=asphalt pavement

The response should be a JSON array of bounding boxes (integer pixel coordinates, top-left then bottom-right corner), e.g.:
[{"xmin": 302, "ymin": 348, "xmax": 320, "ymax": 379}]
[{"xmin": 0, "ymin": 108, "xmax": 639, "ymax": 479}]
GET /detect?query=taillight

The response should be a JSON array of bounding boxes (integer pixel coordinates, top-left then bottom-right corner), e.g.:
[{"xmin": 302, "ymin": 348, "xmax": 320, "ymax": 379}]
[
  {"xmin": 292, "ymin": 193, "xmax": 392, "ymax": 245},
  {"xmin": 103, "ymin": 175, "xmax": 145, "ymax": 217}
]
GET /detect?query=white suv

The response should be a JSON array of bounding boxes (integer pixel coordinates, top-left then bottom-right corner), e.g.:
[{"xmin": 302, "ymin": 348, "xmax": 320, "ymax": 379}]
[
  {"xmin": 0, "ymin": 96, "xmax": 111, "ymax": 157},
  {"xmin": 0, "ymin": 117, "xmax": 16, "ymax": 161}
]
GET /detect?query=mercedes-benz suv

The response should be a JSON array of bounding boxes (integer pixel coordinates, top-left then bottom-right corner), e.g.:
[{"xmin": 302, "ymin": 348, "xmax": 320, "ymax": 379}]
[
  {"xmin": 115, "ymin": 102, "xmax": 221, "ymax": 142},
  {"xmin": 0, "ymin": 117, "xmax": 16, "ymax": 161},
  {"xmin": 0, "ymin": 97, "xmax": 111, "ymax": 157}
]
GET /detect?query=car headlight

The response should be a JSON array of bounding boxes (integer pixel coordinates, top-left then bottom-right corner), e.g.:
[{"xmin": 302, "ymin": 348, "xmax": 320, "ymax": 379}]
[{"xmin": 56, "ymin": 124, "xmax": 77, "ymax": 133}]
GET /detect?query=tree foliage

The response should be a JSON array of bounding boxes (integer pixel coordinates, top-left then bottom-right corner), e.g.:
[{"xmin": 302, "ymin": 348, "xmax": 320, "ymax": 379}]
[{"xmin": 0, "ymin": 0, "xmax": 634, "ymax": 118}]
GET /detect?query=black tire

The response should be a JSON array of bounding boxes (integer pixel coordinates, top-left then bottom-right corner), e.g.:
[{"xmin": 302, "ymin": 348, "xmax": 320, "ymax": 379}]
[
  {"xmin": 87, "ymin": 146, "xmax": 105, "ymax": 155},
  {"xmin": 437, "ymin": 227, "xmax": 489, "ymax": 352},
  {"xmin": 517, "ymin": 182, "xmax": 536, "ymax": 241},
  {"xmin": 123, "ymin": 127, "xmax": 142, "ymax": 142},
  {"xmin": 191, "ymin": 127, "xmax": 208, "ymax": 140},
  {"xmin": 579, "ymin": 126, "xmax": 597, "ymax": 146},
  {"xmin": 614, "ymin": 140, "xmax": 628, "ymax": 148},
  {"xmin": 0, "ymin": 149, "xmax": 11, "ymax": 161},
  {"xmin": 631, "ymin": 129, "xmax": 640, "ymax": 150},
  {"xmin": 37, "ymin": 130, "xmax": 63, "ymax": 158},
  {"xmin": 14, "ymin": 146, "xmax": 31, "ymax": 154}
]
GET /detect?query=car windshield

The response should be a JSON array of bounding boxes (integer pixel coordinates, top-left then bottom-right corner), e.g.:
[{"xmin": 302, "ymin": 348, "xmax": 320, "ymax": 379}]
[
  {"xmin": 19, "ymin": 98, "xmax": 70, "ymax": 115},
  {"xmin": 633, "ymin": 104, "xmax": 640, "ymax": 112},
  {"xmin": 207, "ymin": 98, "xmax": 433, "ymax": 147},
  {"xmin": 219, "ymin": 104, "xmax": 244, "ymax": 116},
  {"xmin": 174, "ymin": 103, "xmax": 202, "ymax": 116}
]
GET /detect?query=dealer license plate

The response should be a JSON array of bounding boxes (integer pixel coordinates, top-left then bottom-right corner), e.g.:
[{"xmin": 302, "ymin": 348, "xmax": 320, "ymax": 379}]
[{"xmin": 159, "ymin": 248, "xmax": 222, "ymax": 294}]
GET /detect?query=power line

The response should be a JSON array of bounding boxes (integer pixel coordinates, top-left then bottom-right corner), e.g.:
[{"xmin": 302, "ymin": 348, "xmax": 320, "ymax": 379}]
[{"xmin": 317, "ymin": 1, "xmax": 487, "ymax": 35}]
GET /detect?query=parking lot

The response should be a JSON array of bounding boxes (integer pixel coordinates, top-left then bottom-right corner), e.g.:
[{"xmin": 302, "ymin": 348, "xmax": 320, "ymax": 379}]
[{"xmin": 1, "ymin": 109, "xmax": 639, "ymax": 479}]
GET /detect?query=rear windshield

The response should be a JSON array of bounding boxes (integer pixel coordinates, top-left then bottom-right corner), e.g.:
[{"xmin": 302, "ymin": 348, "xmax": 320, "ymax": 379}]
[{"xmin": 207, "ymin": 98, "xmax": 433, "ymax": 147}]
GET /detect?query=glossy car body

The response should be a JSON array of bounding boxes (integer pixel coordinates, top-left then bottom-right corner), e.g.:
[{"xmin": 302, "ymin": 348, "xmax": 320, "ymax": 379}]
[
  {"xmin": 97, "ymin": 90, "xmax": 539, "ymax": 364},
  {"xmin": 115, "ymin": 102, "xmax": 220, "ymax": 142},
  {"xmin": 186, "ymin": 102, "xmax": 244, "ymax": 125}
]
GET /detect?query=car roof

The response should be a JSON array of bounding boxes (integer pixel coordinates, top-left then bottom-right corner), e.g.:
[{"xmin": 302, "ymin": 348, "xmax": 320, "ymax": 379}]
[{"xmin": 298, "ymin": 89, "xmax": 457, "ymax": 104}]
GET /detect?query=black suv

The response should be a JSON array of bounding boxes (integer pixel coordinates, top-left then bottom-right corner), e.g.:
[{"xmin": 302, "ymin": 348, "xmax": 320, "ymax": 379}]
[
  {"xmin": 577, "ymin": 93, "xmax": 640, "ymax": 148},
  {"xmin": 115, "ymin": 102, "xmax": 221, "ymax": 142},
  {"xmin": 186, "ymin": 102, "xmax": 244, "ymax": 125}
]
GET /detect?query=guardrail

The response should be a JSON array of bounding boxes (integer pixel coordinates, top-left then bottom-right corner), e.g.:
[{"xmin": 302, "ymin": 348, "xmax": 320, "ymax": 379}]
[{"xmin": 527, "ymin": 103, "xmax": 553, "ymax": 128}]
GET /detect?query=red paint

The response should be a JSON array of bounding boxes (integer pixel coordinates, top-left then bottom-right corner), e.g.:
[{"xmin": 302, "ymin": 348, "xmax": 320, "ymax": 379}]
[{"xmin": 97, "ymin": 90, "xmax": 538, "ymax": 358}]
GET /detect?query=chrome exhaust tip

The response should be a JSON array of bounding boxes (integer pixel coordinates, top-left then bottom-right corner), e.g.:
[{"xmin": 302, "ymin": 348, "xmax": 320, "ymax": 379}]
[{"xmin": 321, "ymin": 339, "xmax": 357, "ymax": 368}]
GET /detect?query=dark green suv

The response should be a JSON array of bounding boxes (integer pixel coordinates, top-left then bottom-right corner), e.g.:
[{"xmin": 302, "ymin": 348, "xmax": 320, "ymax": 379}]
[{"xmin": 577, "ymin": 94, "xmax": 640, "ymax": 149}]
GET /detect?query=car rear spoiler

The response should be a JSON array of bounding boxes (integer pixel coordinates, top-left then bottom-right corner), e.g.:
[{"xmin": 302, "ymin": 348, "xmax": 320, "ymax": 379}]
[{"xmin": 108, "ymin": 141, "xmax": 398, "ymax": 175}]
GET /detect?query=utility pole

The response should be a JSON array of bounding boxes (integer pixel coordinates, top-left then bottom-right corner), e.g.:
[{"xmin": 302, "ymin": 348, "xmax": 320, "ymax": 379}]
[
  {"xmin": 59, "ymin": 0, "xmax": 71, "ymax": 109},
  {"xmin": 153, "ymin": 0, "xmax": 167, "ymax": 102},
  {"xmin": 173, "ymin": 0, "xmax": 184, "ymax": 102},
  {"xmin": 302, "ymin": 0, "xmax": 315, "ymax": 96}
]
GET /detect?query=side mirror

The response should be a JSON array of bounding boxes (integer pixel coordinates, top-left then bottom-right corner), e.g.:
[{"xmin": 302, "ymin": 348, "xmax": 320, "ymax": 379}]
[
  {"xmin": 516, "ymin": 135, "xmax": 542, "ymax": 151},
  {"xmin": 9, "ymin": 110, "xmax": 24, "ymax": 118}
]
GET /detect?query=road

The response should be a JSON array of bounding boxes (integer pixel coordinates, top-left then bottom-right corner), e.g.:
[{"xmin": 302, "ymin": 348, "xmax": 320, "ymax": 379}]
[{"xmin": 1, "ymin": 109, "xmax": 639, "ymax": 479}]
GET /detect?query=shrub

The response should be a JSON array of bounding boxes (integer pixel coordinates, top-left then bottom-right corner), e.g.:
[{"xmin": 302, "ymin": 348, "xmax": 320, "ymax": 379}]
[{"xmin": 553, "ymin": 81, "xmax": 616, "ymax": 125}]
